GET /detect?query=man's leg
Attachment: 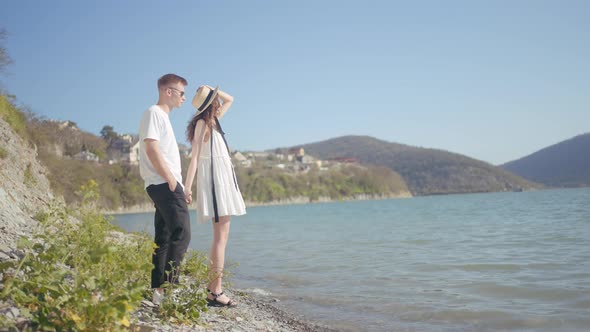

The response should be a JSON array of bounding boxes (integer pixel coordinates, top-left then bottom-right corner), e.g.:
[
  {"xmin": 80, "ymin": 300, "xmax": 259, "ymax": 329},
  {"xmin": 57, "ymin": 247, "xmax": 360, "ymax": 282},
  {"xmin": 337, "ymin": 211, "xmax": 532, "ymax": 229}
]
[
  {"xmin": 164, "ymin": 185, "xmax": 191, "ymax": 283},
  {"xmin": 148, "ymin": 184, "xmax": 191, "ymax": 285},
  {"xmin": 147, "ymin": 184, "xmax": 174, "ymax": 289},
  {"xmin": 151, "ymin": 205, "xmax": 170, "ymax": 288},
  {"xmin": 168, "ymin": 189, "xmax": 191, "ymax": 282}
]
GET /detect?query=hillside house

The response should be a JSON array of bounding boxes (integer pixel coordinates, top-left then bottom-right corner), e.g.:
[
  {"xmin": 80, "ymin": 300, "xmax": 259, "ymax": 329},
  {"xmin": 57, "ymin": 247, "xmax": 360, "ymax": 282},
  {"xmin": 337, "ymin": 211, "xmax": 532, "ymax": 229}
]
[
  {"xmin": 106, "ymin": 134, "xmax": 139, "ymax": 164},
  {"xmin": 74, "ymin": 150, "xmax": 99, "ymax": 162},
  {"xmin": 288, "ymin": 147, "xmax": 305, "ymax": 156},
  {"xmin": 248, "ymin": 152, "xmax": 270, "ymax": 160},
  {"xmin": 300, "ymin": 155, "xmax": 315, "ymax": 164},
  {"xmin": 233, "ymin": 151, "xmax": 251, "ymax": 167},
  {"xmin": 129, "ymin": 141, "xmax": 140, "ymax": 164}
]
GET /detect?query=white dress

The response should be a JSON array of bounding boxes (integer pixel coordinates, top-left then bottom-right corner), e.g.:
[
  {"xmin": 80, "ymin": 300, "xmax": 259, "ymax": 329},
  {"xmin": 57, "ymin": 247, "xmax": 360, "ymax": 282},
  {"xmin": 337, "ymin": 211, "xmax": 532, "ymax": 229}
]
[{"xmin": 195, "ymin": 122, "xmax": 246, "ymax": 223}]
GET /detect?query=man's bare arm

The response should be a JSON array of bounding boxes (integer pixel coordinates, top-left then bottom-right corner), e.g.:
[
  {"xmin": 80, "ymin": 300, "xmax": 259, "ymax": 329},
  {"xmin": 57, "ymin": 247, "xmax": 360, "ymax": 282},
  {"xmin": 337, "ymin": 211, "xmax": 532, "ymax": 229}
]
[{"xmin": 144, "ymin": 139, "xmax": 177, "ymax": 191}]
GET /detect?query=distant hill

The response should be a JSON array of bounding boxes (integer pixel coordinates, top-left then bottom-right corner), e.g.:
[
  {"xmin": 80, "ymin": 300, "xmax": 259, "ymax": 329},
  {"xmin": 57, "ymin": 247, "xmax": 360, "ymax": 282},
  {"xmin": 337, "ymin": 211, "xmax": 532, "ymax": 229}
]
[
  {"xmin": 287, "ymin": 135, "xmax": 540, "ymax": 196},
  {"xmin": 501, "ymin": 133, "xmax": 590, "ymax": 187}
]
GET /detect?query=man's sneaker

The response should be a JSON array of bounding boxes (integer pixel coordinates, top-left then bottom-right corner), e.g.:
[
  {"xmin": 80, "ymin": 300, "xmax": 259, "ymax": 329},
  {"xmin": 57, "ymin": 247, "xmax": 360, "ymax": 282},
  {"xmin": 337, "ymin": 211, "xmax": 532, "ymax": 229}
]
[{"xmin": 152, "ymin": 289, "xmax": 165, "ymax": 306}]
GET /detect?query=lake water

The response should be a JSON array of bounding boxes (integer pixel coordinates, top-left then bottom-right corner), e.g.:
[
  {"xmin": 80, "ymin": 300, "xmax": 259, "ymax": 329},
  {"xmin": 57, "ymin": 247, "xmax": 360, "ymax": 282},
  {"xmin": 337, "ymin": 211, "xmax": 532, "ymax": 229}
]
[{"xmin": 111, "ymin": 188, "xmax": 590, "ymax": 331}]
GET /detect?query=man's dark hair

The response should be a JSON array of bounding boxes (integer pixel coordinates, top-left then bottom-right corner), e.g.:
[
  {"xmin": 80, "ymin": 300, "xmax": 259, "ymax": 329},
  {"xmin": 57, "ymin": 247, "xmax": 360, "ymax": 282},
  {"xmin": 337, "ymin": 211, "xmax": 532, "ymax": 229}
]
[{"xmin": 157, "ymin": 73, "xmax": 188, "ymax": 88}]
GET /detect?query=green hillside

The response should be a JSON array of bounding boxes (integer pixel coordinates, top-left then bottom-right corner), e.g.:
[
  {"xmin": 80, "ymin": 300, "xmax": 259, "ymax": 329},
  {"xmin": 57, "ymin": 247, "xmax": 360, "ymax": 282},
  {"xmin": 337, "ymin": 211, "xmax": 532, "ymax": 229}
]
[
  {"xmin": 235, "ymin": 163, "xmax": 409, "ymax": 203},
  {"xmin": 295, "ymin": 135, "xmax": 540, "ymax": 195}
]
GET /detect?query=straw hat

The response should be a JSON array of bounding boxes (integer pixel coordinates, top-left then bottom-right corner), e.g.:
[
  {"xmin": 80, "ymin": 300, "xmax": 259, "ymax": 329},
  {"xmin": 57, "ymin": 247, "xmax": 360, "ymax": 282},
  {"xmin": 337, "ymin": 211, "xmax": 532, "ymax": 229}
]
[{"xmin": 192, "ymin": 85, "xmax": 219, "ymax": 116}]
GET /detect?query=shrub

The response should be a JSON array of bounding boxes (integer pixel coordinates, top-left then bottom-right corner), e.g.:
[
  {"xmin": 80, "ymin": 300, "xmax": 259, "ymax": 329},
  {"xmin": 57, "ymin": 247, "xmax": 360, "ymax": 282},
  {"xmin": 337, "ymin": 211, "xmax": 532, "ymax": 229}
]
[
  {"xmin": 0, "ymin": 180, "xmax": 213, "ymax": 330},
  {"xmin": 0, "ymin": 181, "xmax": 153, "ymax": 330},
  {"xmin": 0, "ymin": 94, "xmax": 28, "ymax": 140},
  {"xmin": 23, "ymin": 163, "xmax": 36, "ymax": 185},
  {"xmin": 157, "ymin": 251, "xmax": 211, "ymax": 323}
]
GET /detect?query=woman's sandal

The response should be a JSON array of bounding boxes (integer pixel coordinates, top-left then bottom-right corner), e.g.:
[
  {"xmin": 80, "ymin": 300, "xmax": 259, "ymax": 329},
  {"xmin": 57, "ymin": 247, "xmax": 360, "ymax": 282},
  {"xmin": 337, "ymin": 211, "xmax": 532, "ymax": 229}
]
[{"xmin": 206, "ymin": 288, "xmax": 238, "ymax": 308}]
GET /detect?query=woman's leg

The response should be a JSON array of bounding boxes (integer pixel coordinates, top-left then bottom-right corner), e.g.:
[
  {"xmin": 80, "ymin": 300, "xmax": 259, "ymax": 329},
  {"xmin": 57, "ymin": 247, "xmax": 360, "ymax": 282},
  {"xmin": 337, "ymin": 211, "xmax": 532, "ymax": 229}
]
[{"xmin": 208, "ymin": 215, "xmax": 235, "ymax": 304}]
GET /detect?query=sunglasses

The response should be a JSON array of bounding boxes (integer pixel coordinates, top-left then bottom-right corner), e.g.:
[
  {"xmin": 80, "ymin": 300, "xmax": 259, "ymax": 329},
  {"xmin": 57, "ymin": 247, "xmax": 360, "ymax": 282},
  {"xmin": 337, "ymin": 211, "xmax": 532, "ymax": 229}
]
[{"xmin": 167, "ymin": 87, "xmax": 185, "ymax": 97}]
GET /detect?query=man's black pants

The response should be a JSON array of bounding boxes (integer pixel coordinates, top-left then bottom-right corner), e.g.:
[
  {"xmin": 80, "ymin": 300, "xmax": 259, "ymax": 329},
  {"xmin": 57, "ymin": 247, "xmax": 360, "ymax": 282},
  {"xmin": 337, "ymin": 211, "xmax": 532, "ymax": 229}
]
[{"xmin": 146, "ymin": 183, "xmax": 191, "ymax": 289}]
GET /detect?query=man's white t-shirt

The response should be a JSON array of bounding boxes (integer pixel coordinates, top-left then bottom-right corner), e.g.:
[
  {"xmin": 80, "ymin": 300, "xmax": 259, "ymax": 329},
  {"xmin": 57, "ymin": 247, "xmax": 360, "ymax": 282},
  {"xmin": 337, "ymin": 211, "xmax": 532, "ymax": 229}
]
[{"xmin": 139, "ymin": 105, "xmax": 183, "ymax": 189}]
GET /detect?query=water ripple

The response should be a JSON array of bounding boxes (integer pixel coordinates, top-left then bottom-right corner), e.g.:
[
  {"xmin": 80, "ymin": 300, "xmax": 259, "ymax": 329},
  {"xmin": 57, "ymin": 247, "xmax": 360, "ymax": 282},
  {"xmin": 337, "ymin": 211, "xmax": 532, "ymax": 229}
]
[{"xmin": 113, "ymin": 188, "xmax": 590, "ymax": 332}]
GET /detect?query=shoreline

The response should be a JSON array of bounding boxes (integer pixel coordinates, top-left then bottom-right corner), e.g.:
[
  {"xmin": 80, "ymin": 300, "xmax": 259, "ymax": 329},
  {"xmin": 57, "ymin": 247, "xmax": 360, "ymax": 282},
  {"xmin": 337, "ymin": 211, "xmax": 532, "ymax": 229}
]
[
  {"xmin": 103, "ymin": 193, "xmax": 413, "ymax": 215},
  {"xmin": 104, "ymin": 188, "xmax": 558, "ymax": 216},
  {"xmin": 0, "ymin": 285, "xmax": 339, "ymax": 332},
  {"xmin": 131, "ymin": 288, "xmax": 339, "ymax": 332}
]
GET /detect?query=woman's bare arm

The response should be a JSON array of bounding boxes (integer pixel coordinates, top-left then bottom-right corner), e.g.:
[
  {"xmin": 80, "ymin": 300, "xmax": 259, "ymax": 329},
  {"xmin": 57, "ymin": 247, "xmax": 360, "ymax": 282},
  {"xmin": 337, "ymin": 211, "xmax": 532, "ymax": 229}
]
[{"xmin": 183, "ymin": 120, "xmax": 208, "ymax": 204}]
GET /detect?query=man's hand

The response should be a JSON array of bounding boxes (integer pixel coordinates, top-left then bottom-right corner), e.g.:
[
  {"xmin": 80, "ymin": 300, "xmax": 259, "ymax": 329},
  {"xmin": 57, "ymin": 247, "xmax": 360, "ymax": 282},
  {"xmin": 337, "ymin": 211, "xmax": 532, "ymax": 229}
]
[{"xmin": 168, "ymin": 179, "xmax": 177, "ymax": 192}]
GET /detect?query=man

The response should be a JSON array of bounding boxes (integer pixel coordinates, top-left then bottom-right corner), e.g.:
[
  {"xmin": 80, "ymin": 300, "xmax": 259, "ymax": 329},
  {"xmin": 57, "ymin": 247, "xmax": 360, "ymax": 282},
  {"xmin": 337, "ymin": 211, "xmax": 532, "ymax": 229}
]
[{"xmin": 139, "ymin": 73, "xmax": 191, "ymax": 305}]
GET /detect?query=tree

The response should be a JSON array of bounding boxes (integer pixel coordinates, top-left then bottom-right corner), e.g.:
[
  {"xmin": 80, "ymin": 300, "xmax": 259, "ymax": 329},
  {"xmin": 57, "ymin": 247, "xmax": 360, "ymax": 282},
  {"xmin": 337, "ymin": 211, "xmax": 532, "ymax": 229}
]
[
  {"xmin": 0, "ymin": 28, "xmax": 13, "ymax": 93},
  {"xmin": 100, "ymin": 125, "xmax": 119, "ymax": 143},
  {"xmin": 0, "ymin": 28, "xmax": 12, "ymax": 75}
]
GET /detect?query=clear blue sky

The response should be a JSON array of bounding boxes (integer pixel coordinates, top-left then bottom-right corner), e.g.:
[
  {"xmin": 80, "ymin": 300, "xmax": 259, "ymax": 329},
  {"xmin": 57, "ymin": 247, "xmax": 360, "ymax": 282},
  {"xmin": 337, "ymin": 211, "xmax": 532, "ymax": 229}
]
[{"xmin": 1, "ymin": 0, "xmax": 588, "ymax": 165}]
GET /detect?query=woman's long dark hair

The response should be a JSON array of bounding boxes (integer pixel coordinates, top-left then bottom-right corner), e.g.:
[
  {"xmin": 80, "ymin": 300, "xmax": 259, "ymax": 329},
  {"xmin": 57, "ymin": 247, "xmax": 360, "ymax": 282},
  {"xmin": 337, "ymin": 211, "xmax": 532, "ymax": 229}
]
[{"xmin": 186, "ymin": 98, "xmax": 221, "ymax": 142}]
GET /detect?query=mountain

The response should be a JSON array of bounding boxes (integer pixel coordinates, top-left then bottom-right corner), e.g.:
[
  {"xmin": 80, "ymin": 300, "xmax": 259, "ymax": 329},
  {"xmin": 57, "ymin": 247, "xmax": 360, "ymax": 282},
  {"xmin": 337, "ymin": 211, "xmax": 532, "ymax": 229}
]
[
  {"xmin": 501, "ymin": 133, "xmax": 590, "ymax": 187},
  {"xmin": 287, "ymin": 135, "xmax": 540, "ymax": 196}
]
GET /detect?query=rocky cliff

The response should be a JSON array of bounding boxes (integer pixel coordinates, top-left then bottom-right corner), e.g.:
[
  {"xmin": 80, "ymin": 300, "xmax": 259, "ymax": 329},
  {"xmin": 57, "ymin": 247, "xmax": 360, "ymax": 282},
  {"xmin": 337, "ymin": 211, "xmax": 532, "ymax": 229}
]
[{"xmin": 0, "ymin": 118, "xmax": 53, "ymax": 251}]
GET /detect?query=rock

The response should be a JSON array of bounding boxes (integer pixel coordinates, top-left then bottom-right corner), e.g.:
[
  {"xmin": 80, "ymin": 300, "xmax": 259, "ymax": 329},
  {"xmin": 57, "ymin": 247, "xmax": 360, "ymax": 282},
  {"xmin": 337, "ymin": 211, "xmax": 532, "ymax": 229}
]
[
  {"xmin": 0, "ymin": 244, "xmax": 11, "ymax": 253},
  {"xmin": 0, "ymin": 118, "xmax": 53, "ymax": 249},
  {"xmin": 0, "ymin": 251, "xmax": 10, "ymax": 261},
  {"xmin": 141, "ymin": 300, "xmax": 156, "ymax": 308},
  {"xmin": 6, "ymin": 307, "xmax": 20, "ymax": 319}
]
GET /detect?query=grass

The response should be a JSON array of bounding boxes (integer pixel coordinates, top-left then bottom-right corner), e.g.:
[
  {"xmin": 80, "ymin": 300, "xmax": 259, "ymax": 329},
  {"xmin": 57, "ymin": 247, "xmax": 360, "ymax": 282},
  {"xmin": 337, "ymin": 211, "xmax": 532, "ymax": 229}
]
[
  {"xmin": 23, "ymin": 163, "xmax": 36, "ymax": 185},
  {"xmin": 0, "ymin": 94, "xmax": 28, "ymax": 141}
]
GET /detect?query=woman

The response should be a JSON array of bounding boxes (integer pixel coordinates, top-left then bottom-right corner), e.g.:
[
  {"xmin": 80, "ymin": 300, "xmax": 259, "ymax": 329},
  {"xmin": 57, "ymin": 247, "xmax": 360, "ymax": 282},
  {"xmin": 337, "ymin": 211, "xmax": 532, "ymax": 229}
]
[{"xmin": 184, "ymin": 85, "xmax": 246, "ymax": 307}]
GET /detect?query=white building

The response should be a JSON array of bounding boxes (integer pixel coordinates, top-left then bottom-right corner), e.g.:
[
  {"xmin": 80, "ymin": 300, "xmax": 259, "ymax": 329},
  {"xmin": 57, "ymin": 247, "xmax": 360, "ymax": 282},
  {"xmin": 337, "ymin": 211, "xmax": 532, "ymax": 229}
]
[{"xmin": 74, "ymin": 150, "xmax": 99, "ymax": 162}]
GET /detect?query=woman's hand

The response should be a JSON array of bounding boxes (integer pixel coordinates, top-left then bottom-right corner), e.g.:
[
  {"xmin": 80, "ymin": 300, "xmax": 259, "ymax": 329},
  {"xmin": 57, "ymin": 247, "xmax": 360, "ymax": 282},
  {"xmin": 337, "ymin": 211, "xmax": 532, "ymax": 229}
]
[{"xmin": 185, "ymin": 191, "xmax": 193, "ymax": 204}]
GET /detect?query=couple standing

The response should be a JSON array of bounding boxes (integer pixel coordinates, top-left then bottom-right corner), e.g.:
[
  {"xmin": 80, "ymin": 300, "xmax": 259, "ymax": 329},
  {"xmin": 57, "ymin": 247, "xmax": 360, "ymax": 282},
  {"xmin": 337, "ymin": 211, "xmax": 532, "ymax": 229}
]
[{"xmin": 138, "ymin": 73, "xmax": 245, "ymax": 308}]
